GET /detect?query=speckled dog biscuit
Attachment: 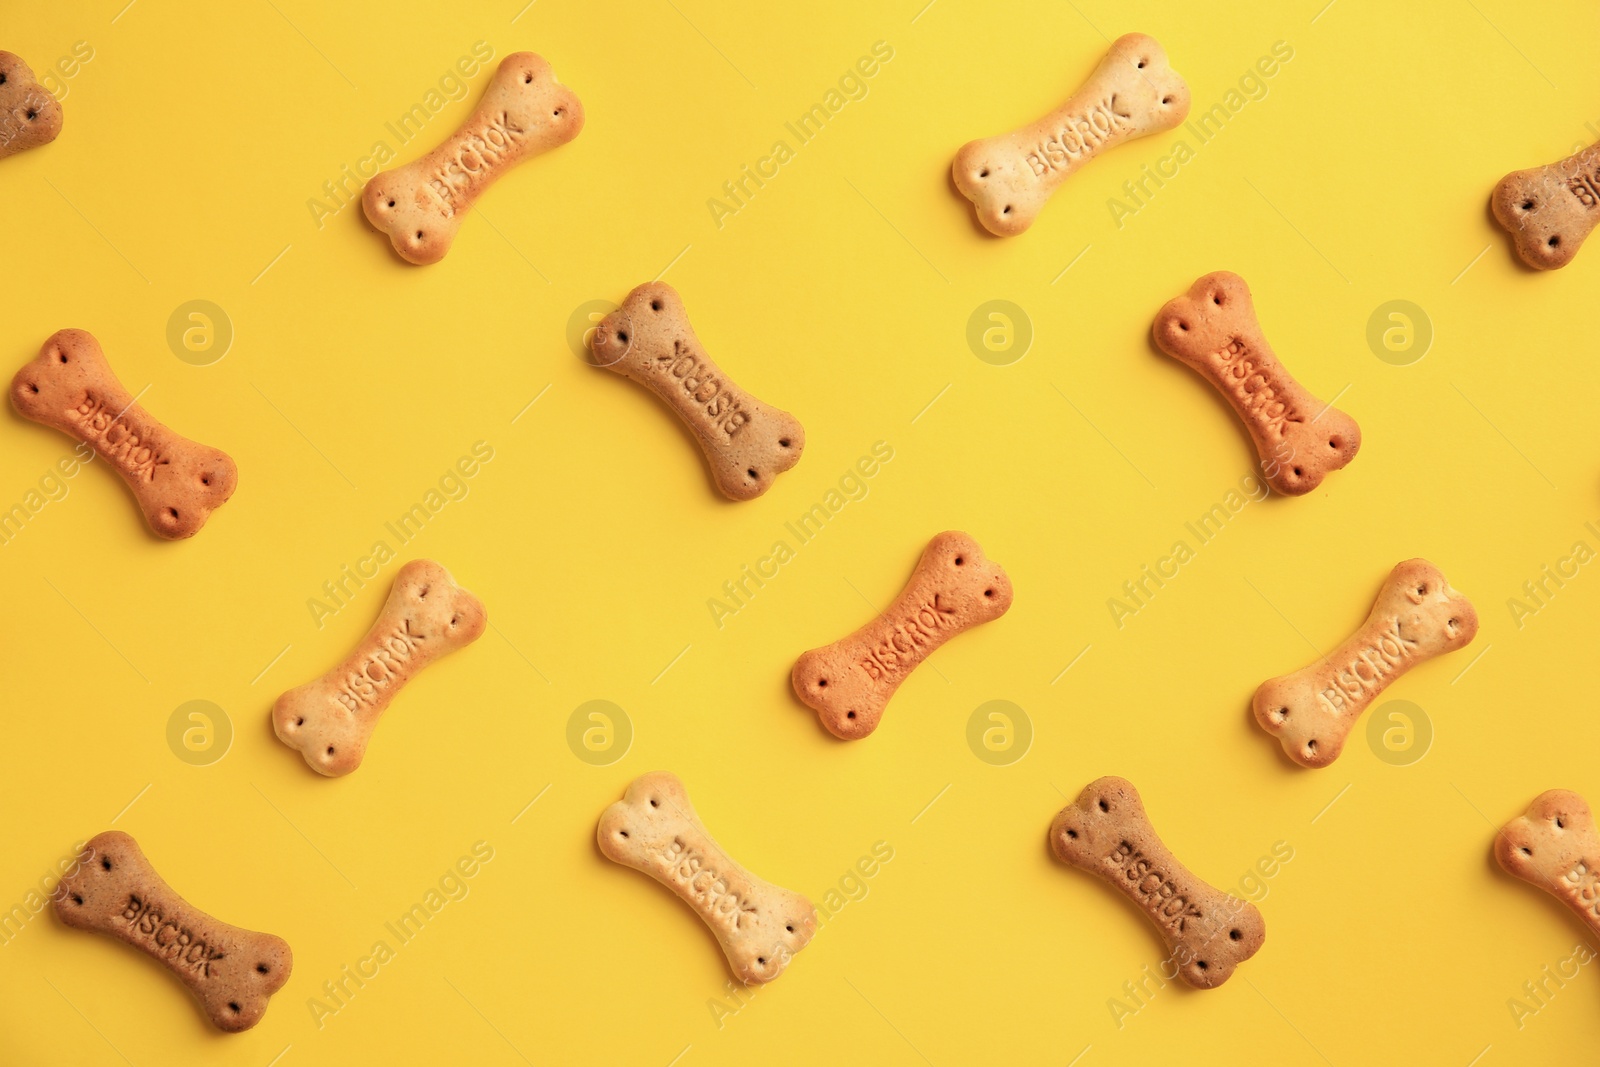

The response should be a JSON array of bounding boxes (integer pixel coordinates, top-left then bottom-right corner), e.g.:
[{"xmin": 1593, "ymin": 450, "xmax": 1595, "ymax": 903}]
[
  {"xmin": 792, "ymin": 531, "xmax": 1012, "ymax": 740},
  {"xmin": 1496, "ymin": 790, "xmax": 1600, "ymax": 938},
  {"xmin": 589, "ymin": 282, "xmax": 804, "ymax": 501},
  {"xmin": 53, "ymin": 831, "xmax": 290, "ymax": 1032},
  {"xmin": 1153, "ymin": 271, "xmax": 1360, "ymax": 496},
  {"xmin": 0, "ymin": 53, "xmax": 63, "ymax": 160},
  {"xmin": 1049, "ymin": 777, "xmax": 1265, "ymax": 989},
  {"xmin": 1254, "ymin": 559, "xmax": 1478, "ymax": 768},
  {"xmin": 597, "ymin": 772, "xmax": 816, "ymax": 984},
  {"xmin": 273, "ymin": 560, "xmax": 486, "ymax": 776},
  {"xmin": 363, "ymin": 52, "xmax": 583, "ymax": 265},
  {"xmin": 953, "ymin": 34, "xmax": 1189, "ymax": 236},
  {"xmin": 10, "ymin": 329, "xmax": 238, "ymax": 539},
  {"xmin": 1492, "ymin": 142, "xmax": 1600, "ymax": 270}
]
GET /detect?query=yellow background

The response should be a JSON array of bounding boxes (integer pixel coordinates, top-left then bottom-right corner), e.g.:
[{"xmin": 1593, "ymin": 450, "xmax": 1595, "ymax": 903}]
[{"xmin": 2, "ymin": 0, "xmax": 1598, "ymax": 1063}]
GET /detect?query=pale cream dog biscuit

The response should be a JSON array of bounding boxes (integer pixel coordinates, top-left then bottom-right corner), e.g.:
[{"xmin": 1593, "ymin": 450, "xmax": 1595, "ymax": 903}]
[
  {"xmin": 1153, "ymin": 271, "xmax": 1360, "ymax": 496},
  {"xmin": 1050, "ymin": 777, "xmax": 1264, "ymax": 989},
  {"xmin": 10, "ymin": 329, "xmax": 238, "ymax": 539},
  {"xmin": 273, "ymin": 559, "xmax": 486, "ymax": 776},
  {"xmin": 362, "ymin": 52, "xmax": 583, "ymax": 265},
  {"xmin": 792, "ymin": 531, "xmax": 1012, "ymax": 740},
  {"xmin": 589, "ymin": 281, "xmax": 804, "ymax": 501},
  {"xmin": 953, "ymin": 33, "xmax": 1189, "ymax": 236},
  {"xmin": 53, "ymin": 831, "xmax": 291, "ymax": 1032},
  {"xmin": 597, "ymin": 772, "xmax": 816, "ymax": 984},
  {"xmin": 1253, "ymin": 559, "xmax": 1478, "ymax": 768},
  {"xmin": 1492, "ymin": 142, "xmax": 1600, "ymax": 270},
  {"xmin": 0, "ymin": 52, "xmax": 63, "ymax": 160},
  {"xmin": 1496, "ymin": 790, "xmax": 1600, "ymax": 938}
]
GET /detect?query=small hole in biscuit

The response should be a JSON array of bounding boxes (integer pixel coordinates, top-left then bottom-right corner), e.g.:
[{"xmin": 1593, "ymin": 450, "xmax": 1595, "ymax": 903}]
[
  {"xmin": 387, "ymin": 199, "xmax": 395, "ymax": 208},
  {"xmin": 617, "ymin": 331, "xmax": 629, "ymax": 343},
  {"xmin": 72, "ymin": 894, "xmax": 83, "ymax": 905},
  {"xmin": 58, "ymin": 353, "xmax": 67, "ymax": 363},
  {"xmin": 1549, "ymin": 236, "xmax": 1561, "ymax": 248},
  {"xmin": 1521, "ymin": 199, "xmax": 1534, "ymax": 210},
  {"xmin": 229, "ymin": 1002, "xmax": 241, "ymax": 1013},
  {"xmin": 524, "ymin": 73, "xmax": 533, "ymax": 83},
  {"xmin": 817, "ymin": 678, "xmax": 827, "ymax": 687},
  {"xmin": 0, "ymin": 74, "xmax": 5, "ymax": 85},
  {"xmin": 1557, "ymin": 817, "xmax": 1566, "ymax": 829},
  {"xmin": 1521, "ymin": 846, "xmax": 1532, "ymax": 856},
  {"xmin": 1001, "ymin": 205, "xmax": 1012, "ymax": 215},
  {"xmin": 747, "ymin": 468, "xmax": 758, "ymax": 480},
  {"xmin": 415, "ymin": 230, "xmax": 424, "ymax": 240},
  {"xmin": 257, "ymin": 964, "xmax": 270, "ymax": 974},
  {"xmin": 553, "ymin": 108, "xmax": 564, "ymax": 117},
  {"xmin": 1162, "ymin": 96, "xmax": 1173, "ymax": 105},
  {"xmin": 1276, "ymin": 706, "xmax": 1289, "ymax": 721},
  {"xmin": 1137, "ymin": 59, "xmax": 1147, "ymax": 68},
  {"xmin": 650, "ymin": 300, "xmax": 662, "ymax": 311},
  {"xmin": 295, "ymin": 717, "xmax": 304, "ymax": 726},
  {"xmin": 1416, "ymin": 585, "xmax": 1427, "ymax": 596},
  {"xmin": 1291, "ymin": 467, "xmax": 1302, "ymax": 477},
  {"xmin": 1212, "ymin": 295, "xmax": 1222, "ymax": 305},
  {"xmin": 101, "ymin": 858, "xmax": 111, "ymax": 871},
  {"xmin": 26, "ymin": 109, "xmax": 36, "ymax": 120},
  {"xmin": 779, "ymin": 438, "xmax": 790, "ymax": 448},
  {"xmin": 1306, "ymin": 740, "xmax": 1318, "ymax": 753},
  {"xmin": 984, "ymin": 589, "xmax": 994, "ymax": 597},
  {"xmin": 450, "ymin": 614, "xmax": 459, "ymax": 626},
  {"xmin": 326, "ymin": 746, "xmax": 335, "ymax": 755},
  {"xmin": 618, "ymin": 831, "xmax": 629, "ymax": 838},
  {"xmin": 168, "ymin": 508, "xmax": 179, "ymax": 520},
  {"xmin": 846, "ymin": 711, "xmax": 856, "ymax": 719},
  {"xmin": 1177, "ymin": 321, "xmax": 1189, "ymax": 332},
  {"xmin": 758, "ymin": 957, "xmax": 766, "ymax": 965},
  {"xmin": 1230, "ymin": 929, "xmax": 1242, "ymax": 941},
  {"xmin": 786, "ymin": 925, "xmax": 794, "ymax": 933},
  {"xmin": 28, "ymin": 384, "xmax": 38, "ymax": 393},
  {"xmin": 1065, "ymin": 828, "xmax": 1078, "ymax": 839},
  {"xmin": 1196, "ymin": 961, "xmax": 1208, "ymax": 971},
  {"xmin": 649, "ymin": 798, "xmax": 658, "ymax": 808},
  {"xmin": 1097, "ymin": 799, "xmax": 1109, "ymax": 812},
  {"xmin": 1447, "ymin": 617, "xmax": 1459, "ymax": 630},
  {"xmin": 954, "ymin": 556, "xmax": 964, "ymax": 566},
  {"xmin": 1328, "ymin": 439, "xmax": 1338, "ymax": 449}
]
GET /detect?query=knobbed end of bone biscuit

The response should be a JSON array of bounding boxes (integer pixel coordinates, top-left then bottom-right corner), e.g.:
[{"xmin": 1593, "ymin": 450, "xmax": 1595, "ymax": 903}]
[
  {"xmin": 1495, "ymin": 790, "xmax": 1600, "ymax": 897},
  {"xmin": 952, "ymin": 33, "xmax": 1189, "ymax": 237},
  {"xmin": 1253, "ymin": 558, "xmax": 1477, "ymax": 768},
  {"xmin": 362, "ymin": 52, "xmax": 584, "ymax": 265},
  {"xmin": 1491, "ymin": 162, "xmax": 1595, "ymax": 271},
  {"xmin": 273, "ymin": 559, "xmax": 486, "ymax": 776},
  {"xmin": 792, "ymin": 531, "xmax": 1013, "ymax": 739},
  {"xmin": 0, "ymin": 52, "xmax": 64, "ymax": 160},
  {"xmin": 1153, "ymin": 271, "xmax": 1360, "ymax": 496},
  {"xmin": 598, "ymin": 772, "xmax": 817, "ymax": 984},
  {"xmin": 1049, "ymin": 777, "xmax": 1264, "ymax": 988},
  {"xmin": 52, "ymin": 831, "xmax": 292, "ymax": 1032},
  {"xmin": 588, "ymin": 282, "xmax": 806, "ymax": 501},
  {"xmin": 11, "ymin": 329, "xmax": 239, "ymax": 539}
]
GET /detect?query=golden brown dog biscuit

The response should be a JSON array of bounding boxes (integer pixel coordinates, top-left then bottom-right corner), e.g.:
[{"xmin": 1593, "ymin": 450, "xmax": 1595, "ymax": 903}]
[
  {"xmin": 10, "ymin": 329, "xmax": 238, "ymax": 539},
  {"xmin": 1496, "ymin": 790, "xmax": 1600, "ymax": 938},
  {"xmin": 1491, "ymin": 142, "xmax": 1600, "ymax": 270},
  {"xmin": 597, "ymin": 772, "xmax": 816, "ymax": 984},
  {"xmin": 952, "ymin": 33, "xmax": 1189, "ymax": 236},
  {"xmin": 791, "ymin": 531, "xmax": 1012, "ymax": 740},
  {"xmin": 1153, "ymin": 271, "xmax": 1360, "ymax": 496},
  {"xmin": 588, "ymin": 282, "xmax": 804, "ymax": 501},
  {"xmin": 53, "ymin": 831, "xmax": 291, "ymax": 1032},
  {"xmin": 273, "ymin": 560, "xmax": 486, "ymax": 776},
  {"xmin": 0, "ymin": 52, "xmax": 63, "ymax": 160},
  {"xmin": 1049, "ymin": 777, "xmax": 1265, "ymax": 989},
  {"xmin": 1253, "ymin": 559, "xmax": 1478, "ymax": 768},
  {"xmin": 362, "ymin": 52, "xmax": 583, "ymax": 265}
]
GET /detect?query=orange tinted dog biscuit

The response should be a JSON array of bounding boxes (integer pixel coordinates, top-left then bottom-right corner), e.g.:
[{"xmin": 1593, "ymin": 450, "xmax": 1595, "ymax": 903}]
[
  {"xmin": 53, "ymin": 831, "xmax": 291, "ymax": 1032},
  {"xmin": 792, "ymin": 531, "xmax": 1012, "ymax": 739},
  {"xmin": 1496, "ymin": 790, "xmax": 1600, "ymax": 939},
  {"xmin": 1253, "ymin": 559, "xmax": 1478, "ymax": 768},
  {"xmin": 598, "ymin": 772, "xmax": 816, "ymax": 984},
  {"xmin": 363, "ymin": 52, "xmax": 583, "ymax": 264},
  {"xmin": 0, "ymin": 52, "xmax": 63, "ymax": 159},
  {"xmin": 589, "ymin": 282, "xmax": 804, "ymax": 501},
  {"xmin": 1050, "ymin": 777, "xmax": 1265, "ymax": 989},
  {"xmin": 10, "ymin": 329, "xmax": 237, "ymax": 539},
  {"xmin": 1153, "ymin": 271, "xmax": 1360, "ymax": 495},
  {"xmin": 1492, "ymin": 142, "xmax": 1600, "ymax": 270},
  {"xmin": 953, "ymin": 34, "xmax": 1189, "ymax": 236},
  {"xmin": 273, "ymin": 560, "xmax": 486, "ymax": 776}
]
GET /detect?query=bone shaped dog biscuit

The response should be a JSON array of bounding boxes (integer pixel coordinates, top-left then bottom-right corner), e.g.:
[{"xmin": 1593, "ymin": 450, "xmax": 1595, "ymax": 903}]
[
  {"xmin": 1253, "ymin": 559, "xmax": 1478, "ymax": 768},
  {"xmin": 792, "ymin": 531, "xmax": 1012, "ymax": 740},
  {"xmin": 1153, "ymin": 272, "xmax": 1360, "ymax": 496},
  {"xmin": 589, "ymin": 282, "xmax": 804, "ymax": 501},
  {"xmin": 1491, "ymin": 142, "xmax": 1600, "ymax": 270},
  {"xmin": 53, "ymin": 831, "xmax": 291, "ymax": 1032},
  {"xmin": 598, "ymin": 772, "xmax": 816, "ymax": 984},
  {"xmin": 1050, "ymin": 777, "xmax": 1265, "ymax": 989},
  {"xmin": 362, "ymin": 52, "xmax": 583, "ymax": 265},
  {"xmin": 953, "ymin": 34, "xmax": 1189, "ymax": 236},
  {"xmin": 11, "ymin": 329, "xmax": 238, "ymax": 539},
  {"xmin": 1495, "ymin": 790, "xmax": 1600, "ymax": 939},
  {"xmin": 0, "ymin": 52, "xmax": 63, "ymax": 160},
  {"xmin": 273, "ymin": 560, "xmax": 486, "ymax": 776}
]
